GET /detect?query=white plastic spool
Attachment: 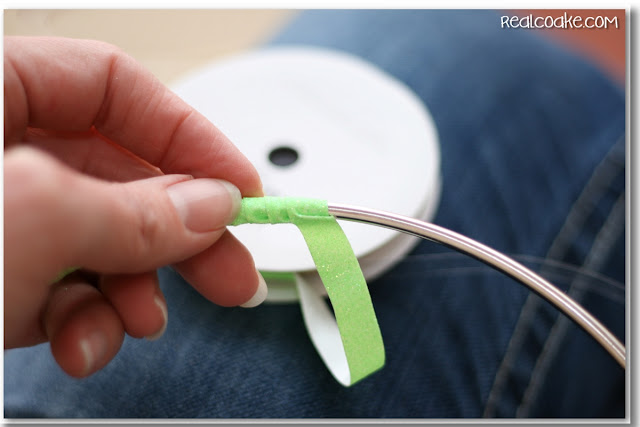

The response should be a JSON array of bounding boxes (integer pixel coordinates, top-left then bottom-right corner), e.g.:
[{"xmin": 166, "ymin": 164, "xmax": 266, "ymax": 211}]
[{"xmin": 171, "ymin": 46, "xmax": 441, "ymax": 302}]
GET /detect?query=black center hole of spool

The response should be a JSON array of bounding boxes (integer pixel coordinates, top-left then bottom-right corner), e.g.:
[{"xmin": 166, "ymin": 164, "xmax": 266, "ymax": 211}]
[{"xmin": 268, "ymin": 146, "xmax": 299, "ymax": 167}]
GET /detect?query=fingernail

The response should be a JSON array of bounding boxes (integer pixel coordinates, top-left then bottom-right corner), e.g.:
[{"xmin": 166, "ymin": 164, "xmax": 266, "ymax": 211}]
[
  {"xmin": 146, "ymin": 295, "xmax": 168, "ymax": 341},
  {"xmin": 240, "ymin": 271, "xmax": 268, "ymax": 308},
  {"xmin": 167, "ymin": 179, "xmax": 241, "ymax": 232},
  {"xmin": 79, "ymin": 331, "xmax": 108, "ymax": 376}
]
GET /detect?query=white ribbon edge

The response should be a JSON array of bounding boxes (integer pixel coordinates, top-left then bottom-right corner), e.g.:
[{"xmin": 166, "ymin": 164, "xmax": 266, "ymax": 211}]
[{"xmin": 295, "ymin": 273, "xmax": 351, "ymax": 386}]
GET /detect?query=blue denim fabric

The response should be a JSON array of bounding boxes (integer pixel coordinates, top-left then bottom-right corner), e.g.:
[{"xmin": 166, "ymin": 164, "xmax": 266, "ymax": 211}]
[{"xmin": 4, "ymin": 10, "xmax": 625, "ymax": 418}]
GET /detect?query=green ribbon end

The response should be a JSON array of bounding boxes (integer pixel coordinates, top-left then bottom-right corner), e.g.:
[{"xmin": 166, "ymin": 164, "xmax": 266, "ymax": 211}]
[{"xmin": 231, "ymin": 197, "xmax": 385, "ymax": 385}]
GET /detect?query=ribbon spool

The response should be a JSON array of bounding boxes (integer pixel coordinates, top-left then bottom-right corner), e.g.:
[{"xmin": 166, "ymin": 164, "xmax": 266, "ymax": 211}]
[
  {"xmin": 172, "ymin": 47, "xmax": 441, "ymax": 298},
  {"xmin": 171, "ymin": 47, "xmax": 441, "ymax": 385}
]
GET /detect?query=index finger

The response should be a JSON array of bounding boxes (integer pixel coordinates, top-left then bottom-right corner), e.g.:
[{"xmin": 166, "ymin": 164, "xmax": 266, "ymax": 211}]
[{"xmin": 4, "ymin": 36, "xmax": 263, "ymax": 196}]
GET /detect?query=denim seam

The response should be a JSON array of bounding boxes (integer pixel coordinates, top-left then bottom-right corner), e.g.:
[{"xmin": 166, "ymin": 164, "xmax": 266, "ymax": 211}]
[
  {"xmin": 515, "ymin": 191, "xmax": 625, "ymax": 417},
  {"xmin": 482, "ymin": 292, "xmax": 543, "ymax": 417},
  {"xmin": 482, "ymin": 135, "xmax": 624, "ymax": 417}
]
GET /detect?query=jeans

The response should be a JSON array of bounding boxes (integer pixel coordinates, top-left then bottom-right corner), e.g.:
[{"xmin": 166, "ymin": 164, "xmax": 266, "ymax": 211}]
[{"xmin": 4, "ymin": 10, "xmax": 625, "ymax": 418}]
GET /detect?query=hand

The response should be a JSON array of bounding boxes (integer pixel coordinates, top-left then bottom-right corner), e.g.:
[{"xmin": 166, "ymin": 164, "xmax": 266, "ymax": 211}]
[{"xmin": 4, "ymin": 36, "xmax": 267, "ymax": 377}]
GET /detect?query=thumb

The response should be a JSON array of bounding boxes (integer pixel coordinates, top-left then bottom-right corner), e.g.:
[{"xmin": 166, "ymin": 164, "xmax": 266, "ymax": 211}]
[
  {"xmin": 5, "ymin": 146, "xmax": 241, "ymax": 343},
  {"xmin": 5, "ymin": 146, "xmax": 242, "ymax": 281}
]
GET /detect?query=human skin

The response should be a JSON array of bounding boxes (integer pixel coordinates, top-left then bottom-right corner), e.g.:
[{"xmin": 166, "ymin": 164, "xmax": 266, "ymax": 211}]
[{"xmin": 4, "ymin": 36, "xmax": 266, "ymax": 378}]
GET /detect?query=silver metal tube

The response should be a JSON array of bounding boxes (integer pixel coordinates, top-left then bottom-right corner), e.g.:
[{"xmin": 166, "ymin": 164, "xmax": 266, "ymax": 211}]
[{"xmin": 328, "ymin": 203, "xmax": 626, "ymax": 369}]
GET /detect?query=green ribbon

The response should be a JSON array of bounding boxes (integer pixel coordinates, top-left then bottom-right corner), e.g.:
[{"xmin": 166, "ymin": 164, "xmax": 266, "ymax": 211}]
[{"xmin": 232, "ymin": 197, "xmax": 385, "ymax": 385}]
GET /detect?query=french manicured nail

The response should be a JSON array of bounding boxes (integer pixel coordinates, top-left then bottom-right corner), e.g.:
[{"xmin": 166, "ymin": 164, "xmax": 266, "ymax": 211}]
[
  {"xmin": 80, "ymin": 331, "xmax": 108, "ymax": 376},
  {"xmin": 240, "ymin": 271, "xmax": 268, "ymax": 308},
  {"xmin": 167, "ymin": 179, "xmax": 241, "ymax": 232},
  {"xmin": 146, "ymin": 295, "xmax": 168, "ymax": 341}
]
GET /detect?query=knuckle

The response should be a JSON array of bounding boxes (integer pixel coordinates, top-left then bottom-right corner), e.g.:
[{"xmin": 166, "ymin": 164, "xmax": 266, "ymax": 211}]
[
  {"xmin": 81, "ymin": 39, "xmax": 126, "ymax": 62},
  {"xmin": 124, "ymin": 188, "xmax": 171, "ymax": 265}
]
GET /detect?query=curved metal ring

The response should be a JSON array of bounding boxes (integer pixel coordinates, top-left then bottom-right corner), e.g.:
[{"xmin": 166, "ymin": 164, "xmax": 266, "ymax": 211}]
[{"xmin": 328, "ymin": 203, "xmax": 626, "ymax": 369}]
